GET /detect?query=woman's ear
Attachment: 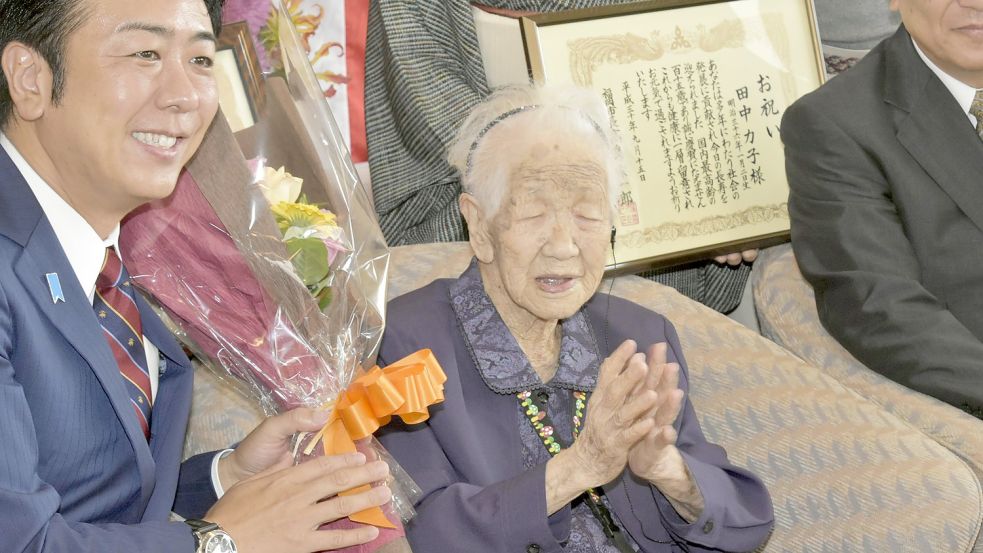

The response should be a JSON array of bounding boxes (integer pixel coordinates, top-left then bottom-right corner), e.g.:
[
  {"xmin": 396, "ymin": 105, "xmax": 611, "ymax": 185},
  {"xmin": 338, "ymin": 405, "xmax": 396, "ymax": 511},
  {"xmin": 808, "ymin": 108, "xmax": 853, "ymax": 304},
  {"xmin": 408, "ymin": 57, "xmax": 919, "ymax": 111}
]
[
  {"xmin": 460, "ymin": 193, "xmax": 494, "ymax": 263},
  {"xmin": 2, "ymin": 42, "xmax": 52, "ymax": 123}
]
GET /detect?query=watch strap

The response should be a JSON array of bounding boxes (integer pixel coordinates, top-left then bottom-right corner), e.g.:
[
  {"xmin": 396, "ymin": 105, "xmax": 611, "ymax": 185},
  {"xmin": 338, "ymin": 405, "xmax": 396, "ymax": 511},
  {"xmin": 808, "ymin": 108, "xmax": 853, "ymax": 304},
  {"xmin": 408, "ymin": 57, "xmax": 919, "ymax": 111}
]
[{"xmin": 184, "ymin": 518, "xmax": 221, "ymax": 551}]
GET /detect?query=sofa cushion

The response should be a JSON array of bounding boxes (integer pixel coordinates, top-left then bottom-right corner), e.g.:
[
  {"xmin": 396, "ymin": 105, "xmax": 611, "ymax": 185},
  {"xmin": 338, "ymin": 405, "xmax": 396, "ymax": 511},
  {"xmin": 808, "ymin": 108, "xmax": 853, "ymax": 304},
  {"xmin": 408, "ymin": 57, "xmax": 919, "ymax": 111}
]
[
  {"xmin": 754, "ymin": 244, "xmax": 983, "ymax": 477},
  {"xmin": 186, "ymin": 242, "xmax": 983, "ymax": 552}
]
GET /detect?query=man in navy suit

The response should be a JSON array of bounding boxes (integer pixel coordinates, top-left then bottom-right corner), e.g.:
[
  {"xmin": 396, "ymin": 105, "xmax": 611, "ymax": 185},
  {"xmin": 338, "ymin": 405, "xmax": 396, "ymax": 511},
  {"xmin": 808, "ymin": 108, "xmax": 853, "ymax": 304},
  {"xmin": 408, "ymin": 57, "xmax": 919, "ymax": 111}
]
[{"xmin": 0, "ymin": 0, "xmax": 392, "ymax": 551}]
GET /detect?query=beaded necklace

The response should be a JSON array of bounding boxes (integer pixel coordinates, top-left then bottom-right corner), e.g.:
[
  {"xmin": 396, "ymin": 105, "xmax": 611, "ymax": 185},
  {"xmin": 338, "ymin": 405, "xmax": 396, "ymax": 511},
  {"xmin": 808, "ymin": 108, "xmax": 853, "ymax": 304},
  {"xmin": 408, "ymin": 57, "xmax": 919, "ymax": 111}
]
[{"xmin": 517, "ymin": 389, "xmax": 635, "ymax": 552}]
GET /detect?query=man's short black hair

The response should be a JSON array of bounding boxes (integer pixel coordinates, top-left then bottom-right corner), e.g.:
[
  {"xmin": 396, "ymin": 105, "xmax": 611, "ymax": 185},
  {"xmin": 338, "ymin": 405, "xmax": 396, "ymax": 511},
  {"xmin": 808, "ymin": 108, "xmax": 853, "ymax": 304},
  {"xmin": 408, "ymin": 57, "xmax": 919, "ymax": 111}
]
[
  {"xmin": 204, "ymin": 0, "xmax": 225, "ymax": 38},
  {"xmin": 0, "ymin": 0, "xmax": 226, "ymax": 129}
]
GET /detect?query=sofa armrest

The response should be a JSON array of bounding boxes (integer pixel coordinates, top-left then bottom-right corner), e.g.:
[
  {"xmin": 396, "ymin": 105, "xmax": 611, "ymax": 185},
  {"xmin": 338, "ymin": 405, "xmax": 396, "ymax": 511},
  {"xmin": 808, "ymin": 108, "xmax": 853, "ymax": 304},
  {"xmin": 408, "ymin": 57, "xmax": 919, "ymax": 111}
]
[{"xmin": 753, "ymin": 243, "xmax": 983, "ymax": 476}]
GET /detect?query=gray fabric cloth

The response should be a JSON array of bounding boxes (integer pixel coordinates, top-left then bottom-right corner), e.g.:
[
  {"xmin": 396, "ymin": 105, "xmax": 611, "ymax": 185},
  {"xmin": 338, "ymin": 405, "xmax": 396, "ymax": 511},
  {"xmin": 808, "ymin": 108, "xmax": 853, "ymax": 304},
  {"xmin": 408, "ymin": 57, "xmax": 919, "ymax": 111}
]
[
  {"xmin": 635, "ymin": 263, "xmax": 749, "ymax": 315},
  {"xmin": 451, "ymin": 259, "xmax": 640, "ymax": 552},
  {"xmin": 813, "ymin": 0, "xmax": 900, "ymax": 77},
  {"xmin": 814, "ymin": 0, "xmax": 901, "ymax": 50},
  {"xmin": 364, "ymin": 0, "xmax": 750, "ymax": 313}
]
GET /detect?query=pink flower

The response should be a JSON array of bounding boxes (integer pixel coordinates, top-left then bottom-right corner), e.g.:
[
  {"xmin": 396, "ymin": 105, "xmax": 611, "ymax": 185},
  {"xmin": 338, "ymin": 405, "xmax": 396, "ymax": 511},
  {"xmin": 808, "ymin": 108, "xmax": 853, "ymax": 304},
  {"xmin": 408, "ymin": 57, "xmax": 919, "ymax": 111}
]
[
  {"xmin": 222, "ymin": 0, "xmax": 274, "ymax": 71},
  {"xmin": 322, "ymin": 236, "xmax": 347, "ymax": 265}
]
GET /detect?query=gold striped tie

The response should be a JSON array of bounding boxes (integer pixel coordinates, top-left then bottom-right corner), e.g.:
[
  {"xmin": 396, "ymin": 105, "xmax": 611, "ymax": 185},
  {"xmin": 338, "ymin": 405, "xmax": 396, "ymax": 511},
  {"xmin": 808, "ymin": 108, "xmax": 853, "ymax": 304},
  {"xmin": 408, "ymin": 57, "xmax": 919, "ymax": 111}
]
[
  {"xmin": 973, "ymin": 89, "xmax": 983, "ymax": 142},
  {"xmin": 95, "ymin": 247, "xmax": 153, "ymax": 440}
]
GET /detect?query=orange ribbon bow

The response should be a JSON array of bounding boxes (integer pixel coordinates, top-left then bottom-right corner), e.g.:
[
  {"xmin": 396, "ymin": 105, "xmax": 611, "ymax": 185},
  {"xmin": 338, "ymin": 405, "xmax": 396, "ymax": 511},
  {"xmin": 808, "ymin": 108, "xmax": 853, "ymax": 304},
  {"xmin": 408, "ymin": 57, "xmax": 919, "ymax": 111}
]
[{"xmin": 305, "ymin": 349, "xmax": 446, "ymax": 528}]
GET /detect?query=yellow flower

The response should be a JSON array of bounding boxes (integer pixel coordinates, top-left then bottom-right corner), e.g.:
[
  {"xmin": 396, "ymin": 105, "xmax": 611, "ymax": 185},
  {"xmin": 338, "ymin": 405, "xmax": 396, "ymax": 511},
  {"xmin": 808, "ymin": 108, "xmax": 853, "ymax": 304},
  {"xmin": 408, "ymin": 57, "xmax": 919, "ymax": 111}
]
[
  {"xmin": 260, "ymin": 166, "xmax": 304, "ymax": 205},
  {"xmin": 270, "ymin": 201, "xmax": 337, "ymax": 234}
]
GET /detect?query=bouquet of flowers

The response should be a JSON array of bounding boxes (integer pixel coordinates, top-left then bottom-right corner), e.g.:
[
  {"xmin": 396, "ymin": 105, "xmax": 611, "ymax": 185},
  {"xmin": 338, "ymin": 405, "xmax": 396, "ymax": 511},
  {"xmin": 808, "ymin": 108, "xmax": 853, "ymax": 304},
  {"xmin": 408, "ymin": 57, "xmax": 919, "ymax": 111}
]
[
  {"xmin": 119, "ymin": 3, "xmax": 442, "ymax": 551},
  {"xmin": 260, "ymin": 164, "xmax": 346, "ymax": 310}
]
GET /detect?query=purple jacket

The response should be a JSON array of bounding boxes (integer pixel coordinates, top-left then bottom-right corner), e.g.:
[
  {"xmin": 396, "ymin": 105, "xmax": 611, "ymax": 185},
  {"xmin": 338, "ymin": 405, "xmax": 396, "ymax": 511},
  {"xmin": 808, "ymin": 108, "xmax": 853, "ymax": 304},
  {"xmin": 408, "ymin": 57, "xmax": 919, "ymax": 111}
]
[{"xmin": 377, "ymin": 267, "xmax": 774, "ymax": 552}]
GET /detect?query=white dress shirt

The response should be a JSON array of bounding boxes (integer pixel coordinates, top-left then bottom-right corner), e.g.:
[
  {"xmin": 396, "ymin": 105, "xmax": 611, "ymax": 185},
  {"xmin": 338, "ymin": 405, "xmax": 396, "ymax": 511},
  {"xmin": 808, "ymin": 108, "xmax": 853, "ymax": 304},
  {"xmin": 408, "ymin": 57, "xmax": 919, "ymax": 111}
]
[
  {"xmin": 912, "ymin": 39, "xmax": 978, "ymax": 127},
  {"xmin": 0, "ymin": 133, "xmax": 232, "ymax": 497}
]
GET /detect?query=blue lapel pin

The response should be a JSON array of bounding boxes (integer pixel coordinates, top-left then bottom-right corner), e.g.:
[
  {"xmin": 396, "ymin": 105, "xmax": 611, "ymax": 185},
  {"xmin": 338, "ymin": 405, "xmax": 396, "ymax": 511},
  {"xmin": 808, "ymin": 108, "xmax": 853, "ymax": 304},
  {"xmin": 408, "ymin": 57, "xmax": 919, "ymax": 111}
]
[{"xmin": 45, "ymin": 273, "xmax": 65, "ymax": 304}]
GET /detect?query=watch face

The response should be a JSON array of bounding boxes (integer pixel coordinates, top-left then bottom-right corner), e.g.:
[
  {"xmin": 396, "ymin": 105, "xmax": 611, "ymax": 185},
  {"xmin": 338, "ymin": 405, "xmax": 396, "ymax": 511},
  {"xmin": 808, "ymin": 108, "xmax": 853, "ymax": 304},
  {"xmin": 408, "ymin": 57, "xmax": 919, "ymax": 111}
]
[{"xmin": 202, "ymin": 531, "xmax": 237, "ymax": 553}]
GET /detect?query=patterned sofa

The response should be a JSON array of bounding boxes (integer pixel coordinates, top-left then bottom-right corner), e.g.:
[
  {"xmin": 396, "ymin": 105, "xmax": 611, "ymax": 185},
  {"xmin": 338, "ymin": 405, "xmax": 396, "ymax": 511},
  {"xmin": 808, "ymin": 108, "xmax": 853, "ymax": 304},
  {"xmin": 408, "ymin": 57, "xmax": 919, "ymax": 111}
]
[
  {"xmin": 753, "ymin": 244, "xmax": 983, "ymax": 471},
  {"xmin": 184, "ymin": 242, "xmax": 983, "ymax": 552}
]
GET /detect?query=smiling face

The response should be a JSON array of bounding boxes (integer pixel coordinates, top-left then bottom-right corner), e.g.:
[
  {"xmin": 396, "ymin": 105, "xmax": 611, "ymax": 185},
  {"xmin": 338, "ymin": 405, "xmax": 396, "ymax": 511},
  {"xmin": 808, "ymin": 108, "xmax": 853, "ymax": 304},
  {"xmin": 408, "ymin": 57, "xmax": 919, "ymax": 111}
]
[
  {"xmin": 14, "ymin": 0, "xmax": 219, "ymax": 234},
  {"xmin": 473, "ymin": 138, "xmax": 612, "ymax": 326},
  {"xmin": 891, "ymin": 0, "xmax": 983, "ymax": 86}
]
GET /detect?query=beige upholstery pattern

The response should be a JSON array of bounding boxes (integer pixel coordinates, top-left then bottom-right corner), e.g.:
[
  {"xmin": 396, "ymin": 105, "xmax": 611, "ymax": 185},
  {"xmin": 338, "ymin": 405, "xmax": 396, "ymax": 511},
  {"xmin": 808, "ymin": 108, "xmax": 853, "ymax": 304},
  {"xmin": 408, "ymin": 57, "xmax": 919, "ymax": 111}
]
[
  {"xmin": 184, "ymin": 369, "xmax": 264, "ymax": 455},
  {"xmin": 185, "ymin": 242, "xmax": 983, "ymax": 552},
  {"xmin": 753, "ymin": 244, "xmax": 983, "ymax": 479}
]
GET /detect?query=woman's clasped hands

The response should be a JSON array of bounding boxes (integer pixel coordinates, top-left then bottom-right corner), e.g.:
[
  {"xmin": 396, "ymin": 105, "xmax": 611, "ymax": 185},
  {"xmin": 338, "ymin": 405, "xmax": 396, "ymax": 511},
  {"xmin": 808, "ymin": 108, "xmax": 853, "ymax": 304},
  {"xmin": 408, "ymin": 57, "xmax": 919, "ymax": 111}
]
[{"xmin": 546, "ymin": 340, "xmax": 704, "ymax": 521}]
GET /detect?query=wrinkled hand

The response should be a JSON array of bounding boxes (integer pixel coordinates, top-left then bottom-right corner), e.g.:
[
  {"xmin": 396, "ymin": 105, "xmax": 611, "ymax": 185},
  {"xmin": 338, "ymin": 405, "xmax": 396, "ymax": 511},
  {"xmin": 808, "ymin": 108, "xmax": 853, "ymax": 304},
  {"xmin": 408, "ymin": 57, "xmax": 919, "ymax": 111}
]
[
  {"xmin": 713, "ymin": 249, "xmax": 759, "ymax": 266},
  {"xmin": 568, "ymin": 339, "xmax": 661, "ymax": 489},
  {"xmin": 627, "ymin": 343, "xmax": 704, "ymax": 522},
  {"xmin": 219, "ymin": 407, "xmax": 331, "ymax": 488},
  {"xmin": 207, "ymin": 453, "xmax": 392, "ymax": 553},
  {"xmin": 626, "ymin": 342, "xmax": 684, "ymax": 481}
]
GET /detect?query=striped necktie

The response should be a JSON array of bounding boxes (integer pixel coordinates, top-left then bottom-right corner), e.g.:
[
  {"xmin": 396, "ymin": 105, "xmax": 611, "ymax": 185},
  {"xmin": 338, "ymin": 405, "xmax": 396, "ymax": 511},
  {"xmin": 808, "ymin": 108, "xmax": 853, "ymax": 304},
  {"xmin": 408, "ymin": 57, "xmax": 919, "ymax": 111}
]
[
  {"xmin": 94, "ymin": 247, "xmax": 153, "ymax": 440},
  {"xmin": 972, "ymin": 89, "xmax": 983, "ymax": 142}
]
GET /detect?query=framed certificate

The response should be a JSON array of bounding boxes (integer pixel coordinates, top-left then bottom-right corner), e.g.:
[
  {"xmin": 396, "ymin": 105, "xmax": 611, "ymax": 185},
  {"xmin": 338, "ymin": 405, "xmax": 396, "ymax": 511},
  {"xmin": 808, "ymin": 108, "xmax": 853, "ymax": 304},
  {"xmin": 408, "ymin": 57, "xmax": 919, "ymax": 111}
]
[
  {"xmin": 517, "ymin": 0, "xmax": 825, "ymax": 273},
  {"xmin": 215, "ymin": 21, "xmax": 266, "ymax": 133}
]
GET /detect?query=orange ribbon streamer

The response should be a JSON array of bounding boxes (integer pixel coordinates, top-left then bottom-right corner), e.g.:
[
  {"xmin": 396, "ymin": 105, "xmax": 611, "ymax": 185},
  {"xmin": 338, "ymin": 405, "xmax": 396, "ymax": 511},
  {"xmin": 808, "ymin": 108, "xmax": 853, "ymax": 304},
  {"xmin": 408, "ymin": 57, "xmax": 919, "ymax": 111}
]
[{"xmin": 305, "ymin": 349, "xmax": 446, "ymax": 528}]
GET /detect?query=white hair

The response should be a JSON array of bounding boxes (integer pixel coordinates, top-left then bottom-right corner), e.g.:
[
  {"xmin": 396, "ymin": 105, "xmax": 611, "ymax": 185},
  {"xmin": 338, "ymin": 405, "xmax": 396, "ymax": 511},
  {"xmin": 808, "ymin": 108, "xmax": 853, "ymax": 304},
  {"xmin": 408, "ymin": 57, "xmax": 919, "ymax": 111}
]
[{"xmin": 447, "ymin": 83, "xmax": 625, "ymax": 219}]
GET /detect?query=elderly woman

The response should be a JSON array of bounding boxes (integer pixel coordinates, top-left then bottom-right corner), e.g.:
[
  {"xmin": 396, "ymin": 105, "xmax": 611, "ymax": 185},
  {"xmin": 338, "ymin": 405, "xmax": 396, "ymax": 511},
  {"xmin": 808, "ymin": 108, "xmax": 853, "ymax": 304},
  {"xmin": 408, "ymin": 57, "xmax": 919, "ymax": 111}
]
[{"xmin": 376, "ymin": 84, "xmax": 774, "ymax": 552}]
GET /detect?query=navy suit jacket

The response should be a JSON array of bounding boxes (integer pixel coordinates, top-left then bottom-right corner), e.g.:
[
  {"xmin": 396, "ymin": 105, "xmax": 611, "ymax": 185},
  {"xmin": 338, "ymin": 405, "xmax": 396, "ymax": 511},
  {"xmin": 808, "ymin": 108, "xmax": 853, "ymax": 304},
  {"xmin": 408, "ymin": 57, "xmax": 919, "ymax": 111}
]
[{"xmin": 0, "ymin": 148, "xmax": 216, "ymax": 552}]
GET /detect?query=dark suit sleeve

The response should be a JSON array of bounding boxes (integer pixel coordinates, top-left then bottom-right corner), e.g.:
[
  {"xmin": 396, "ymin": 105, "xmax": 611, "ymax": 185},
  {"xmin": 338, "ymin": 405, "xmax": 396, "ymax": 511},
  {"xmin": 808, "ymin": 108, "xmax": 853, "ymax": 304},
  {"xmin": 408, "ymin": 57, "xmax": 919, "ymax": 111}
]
[
  {"xmin": 174, "ymin": 451, "xmax": 220, "ymax": 520},
  {"xmin": 783, "ymin": 99, "xmax": 983, "ymax": 410},
  {"xmin": 0, "ymin": 283, "xmax": 195, "ymax": 553},
  {"xmin": 621, "ymin": 319, "xmax": 774, "ymax": 552}
]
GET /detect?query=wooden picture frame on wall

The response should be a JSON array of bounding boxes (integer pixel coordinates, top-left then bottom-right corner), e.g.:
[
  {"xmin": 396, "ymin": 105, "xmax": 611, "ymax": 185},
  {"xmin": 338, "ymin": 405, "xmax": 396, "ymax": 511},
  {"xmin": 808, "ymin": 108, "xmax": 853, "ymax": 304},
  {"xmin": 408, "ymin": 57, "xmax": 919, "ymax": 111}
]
[
  {"xmin": 511, "ymin": 0, "xmax": 826, "ymax": 274},
  {"xmin": 215, "ymin": 20, "xmax": 266, "ymax": 133}
]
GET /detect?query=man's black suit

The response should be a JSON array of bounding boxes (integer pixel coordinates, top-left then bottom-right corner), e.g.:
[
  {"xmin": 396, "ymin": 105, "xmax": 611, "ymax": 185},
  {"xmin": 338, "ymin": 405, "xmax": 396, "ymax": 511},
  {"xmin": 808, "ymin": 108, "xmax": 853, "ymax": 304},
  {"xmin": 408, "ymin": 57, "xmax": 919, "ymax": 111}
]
[{"xmin": 783, "ymin": 26, "xmax": 983, "ymax": 414}]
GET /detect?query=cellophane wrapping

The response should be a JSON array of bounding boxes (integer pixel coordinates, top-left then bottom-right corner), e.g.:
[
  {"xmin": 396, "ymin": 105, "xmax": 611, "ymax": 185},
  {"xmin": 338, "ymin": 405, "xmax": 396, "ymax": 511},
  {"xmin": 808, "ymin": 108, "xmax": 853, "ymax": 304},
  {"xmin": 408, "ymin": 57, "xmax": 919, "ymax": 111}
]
[{"xmin": 119, "ymin": 1, "xmax": 420, "ymax": 549}]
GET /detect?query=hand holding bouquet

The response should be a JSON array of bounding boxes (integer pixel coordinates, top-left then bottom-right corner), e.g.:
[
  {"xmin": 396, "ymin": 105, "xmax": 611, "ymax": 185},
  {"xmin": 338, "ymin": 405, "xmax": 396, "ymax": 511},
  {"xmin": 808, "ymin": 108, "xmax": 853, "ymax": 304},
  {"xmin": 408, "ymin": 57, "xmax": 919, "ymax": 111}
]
[{"xmin": 120, "ymin": 3, "xmax": 441, "ymax": 551}]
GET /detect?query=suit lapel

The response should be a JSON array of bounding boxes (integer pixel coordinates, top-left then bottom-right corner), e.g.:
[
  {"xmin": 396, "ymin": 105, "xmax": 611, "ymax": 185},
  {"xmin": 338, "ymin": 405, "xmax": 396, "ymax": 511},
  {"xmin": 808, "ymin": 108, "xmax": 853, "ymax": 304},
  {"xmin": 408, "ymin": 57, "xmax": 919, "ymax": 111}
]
[
  {"xmin": 886, "ymin": 27, "xmax": 983, "ymax": 232},
  {"xmin": 137, "ymin": 290, "xmax": 195, "ymax": 517},
  {"xmin": 897, "ymin": 88, "xmax": 983, "ymax": 232},
  {"xmin": 0, "ymin": 147, "xmax": 157, "ymax": 500},
  {"xmin": 138, "ymin": 290, "xmax": 190, "ymax": 369},
  {"xmin": 137, "ymin": 288, "xmax": 193, "ymax": 460}
]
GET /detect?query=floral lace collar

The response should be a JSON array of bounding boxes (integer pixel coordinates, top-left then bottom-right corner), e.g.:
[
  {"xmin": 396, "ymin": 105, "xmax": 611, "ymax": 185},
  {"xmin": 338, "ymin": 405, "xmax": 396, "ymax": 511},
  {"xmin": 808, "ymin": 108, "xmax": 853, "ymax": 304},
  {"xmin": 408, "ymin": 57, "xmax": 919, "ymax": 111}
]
[{"xmin": 449, "ymin": 258, "xmax": 601, "ymax": 395}]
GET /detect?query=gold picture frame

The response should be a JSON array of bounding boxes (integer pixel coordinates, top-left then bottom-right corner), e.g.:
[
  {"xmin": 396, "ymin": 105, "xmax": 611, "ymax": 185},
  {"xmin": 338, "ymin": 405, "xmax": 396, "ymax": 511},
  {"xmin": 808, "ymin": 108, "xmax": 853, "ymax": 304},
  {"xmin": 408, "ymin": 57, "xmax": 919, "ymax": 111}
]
[
  {"xmin": 215, "ymin": 21, "xmax": 266, "ymax": 133},
  {"xmin": 518, "ymin": 0, "xmax": 825, "ymax": 274}
]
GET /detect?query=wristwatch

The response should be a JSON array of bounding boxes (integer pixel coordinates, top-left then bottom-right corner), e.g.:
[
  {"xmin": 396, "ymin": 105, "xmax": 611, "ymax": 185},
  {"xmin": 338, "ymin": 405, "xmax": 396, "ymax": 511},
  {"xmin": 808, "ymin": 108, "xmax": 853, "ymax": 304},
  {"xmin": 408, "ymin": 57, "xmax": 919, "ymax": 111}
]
[{"xmin": 184, "ymin": 519, "xmax": 237, "ymax": 553}]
